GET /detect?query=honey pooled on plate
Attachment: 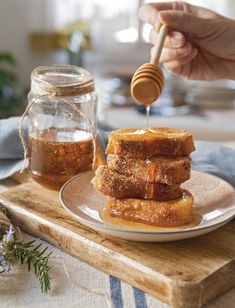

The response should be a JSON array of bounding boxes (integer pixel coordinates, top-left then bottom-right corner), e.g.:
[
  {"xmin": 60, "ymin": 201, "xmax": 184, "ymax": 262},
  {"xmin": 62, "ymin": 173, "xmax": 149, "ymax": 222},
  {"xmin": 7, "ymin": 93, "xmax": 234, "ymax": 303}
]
[{"xmin": 105, "ymin": 189, "xmax": 194, "ymax": 227}]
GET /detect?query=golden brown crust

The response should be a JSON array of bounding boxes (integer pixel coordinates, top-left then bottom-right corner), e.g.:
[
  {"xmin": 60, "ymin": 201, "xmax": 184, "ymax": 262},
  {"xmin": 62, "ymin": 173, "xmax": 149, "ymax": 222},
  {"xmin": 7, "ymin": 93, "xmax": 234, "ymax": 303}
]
[
  {"xmin": 106, "ymin": 128, "xmax": 195, "ymax": 158},
  {"xmin": 91, "ymin": 165, "xmax": 182, "ymax": 201},
  {"xmin": 107, "ymin": 189, "xmax": 194, "ymax": 227},
  {"xmin": 107, "ymin": 154, "xmax": 191, "ymax": 184}
]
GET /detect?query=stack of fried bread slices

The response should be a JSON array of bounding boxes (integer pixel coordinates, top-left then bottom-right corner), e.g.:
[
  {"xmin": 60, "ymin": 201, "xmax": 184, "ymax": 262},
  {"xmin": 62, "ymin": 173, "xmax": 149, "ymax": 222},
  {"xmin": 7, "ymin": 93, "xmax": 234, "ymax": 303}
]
[{"xmin": 92, "ymin": 128, "xmax": 196, "ymax": 227}]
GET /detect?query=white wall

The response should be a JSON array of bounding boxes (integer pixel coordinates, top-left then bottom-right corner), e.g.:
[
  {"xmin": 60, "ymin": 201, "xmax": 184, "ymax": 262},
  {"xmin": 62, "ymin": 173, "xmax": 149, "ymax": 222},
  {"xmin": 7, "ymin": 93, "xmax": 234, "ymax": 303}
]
[
  {"xmin": 0, "ymin": 0, "xmax": 67, "ymax": 87},
  {"xmin": 0, "ymin": 0, "xmax": 148, "ymax": 85}
]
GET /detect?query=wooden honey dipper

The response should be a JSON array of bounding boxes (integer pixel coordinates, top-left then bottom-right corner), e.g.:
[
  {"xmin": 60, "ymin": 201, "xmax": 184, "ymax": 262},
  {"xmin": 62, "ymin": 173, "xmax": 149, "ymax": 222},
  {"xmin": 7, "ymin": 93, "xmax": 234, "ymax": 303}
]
[{"xmin": 131, "ymin": 25, "xmax": 168, "ymax": 106}]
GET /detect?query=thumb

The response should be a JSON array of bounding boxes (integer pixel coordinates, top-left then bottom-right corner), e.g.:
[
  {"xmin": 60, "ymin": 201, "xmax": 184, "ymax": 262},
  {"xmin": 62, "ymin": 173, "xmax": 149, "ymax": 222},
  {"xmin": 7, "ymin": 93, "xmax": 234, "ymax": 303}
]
[{"xmin": 159, "ymin": 10, "xmax": 214, "ymax": 37}]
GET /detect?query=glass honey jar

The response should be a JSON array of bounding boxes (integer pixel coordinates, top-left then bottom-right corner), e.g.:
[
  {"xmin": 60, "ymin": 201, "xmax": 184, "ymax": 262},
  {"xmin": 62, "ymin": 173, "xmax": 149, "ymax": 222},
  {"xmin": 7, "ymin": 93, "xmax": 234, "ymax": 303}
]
[{"xmin": 27, "ymin": 64, "xmax": 97, "ymax": 190}]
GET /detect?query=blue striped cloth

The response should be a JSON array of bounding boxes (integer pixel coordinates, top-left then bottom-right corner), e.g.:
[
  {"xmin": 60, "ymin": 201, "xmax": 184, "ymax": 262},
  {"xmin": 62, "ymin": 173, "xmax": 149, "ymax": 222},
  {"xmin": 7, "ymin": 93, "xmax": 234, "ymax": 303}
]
[{"xmin": 109, "ymin": 276, "xmax": 148, "ymax": 308}]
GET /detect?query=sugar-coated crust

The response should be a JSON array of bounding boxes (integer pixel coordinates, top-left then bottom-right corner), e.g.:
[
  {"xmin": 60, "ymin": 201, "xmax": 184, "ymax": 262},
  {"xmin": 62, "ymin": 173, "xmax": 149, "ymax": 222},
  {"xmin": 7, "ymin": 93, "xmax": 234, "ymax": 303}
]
[
  {"xmin": 107, "ymin": 189, "xmax": 194, "ymax": 227},
  {"xmin": 107, "ymin": 154, "xmax": 191, "ymax": 184},
  {"xmin": 106, "ymin": 128, "xmax": 195, "ymax": 158},
  {"xmin": 91, "ymin": 165, "xmax": 182, "ymax": 201}
]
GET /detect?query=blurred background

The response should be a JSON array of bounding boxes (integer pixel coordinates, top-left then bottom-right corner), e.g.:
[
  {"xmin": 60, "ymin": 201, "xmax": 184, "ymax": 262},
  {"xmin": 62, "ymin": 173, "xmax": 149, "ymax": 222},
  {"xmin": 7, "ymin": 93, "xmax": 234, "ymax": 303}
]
[{"xmin": 1, "ymin": 0, "xmax": 235, "ymax": 141}]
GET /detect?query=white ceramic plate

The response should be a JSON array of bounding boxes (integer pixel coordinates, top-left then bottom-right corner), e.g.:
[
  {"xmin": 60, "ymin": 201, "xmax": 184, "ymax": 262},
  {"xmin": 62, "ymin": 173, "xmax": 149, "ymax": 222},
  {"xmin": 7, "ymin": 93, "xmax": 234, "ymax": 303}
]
[{"xmin": 60, "ymin": 170, "xmax": 235, "ymax": 242}]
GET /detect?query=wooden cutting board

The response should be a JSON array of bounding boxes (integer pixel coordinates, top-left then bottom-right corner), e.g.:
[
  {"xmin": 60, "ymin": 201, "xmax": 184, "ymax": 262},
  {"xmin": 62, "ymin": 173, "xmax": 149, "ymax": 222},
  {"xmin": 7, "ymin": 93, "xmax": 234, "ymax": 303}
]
[{"xmin": 0, "ymin": 180, "xmax": 235, "ymax": 308}]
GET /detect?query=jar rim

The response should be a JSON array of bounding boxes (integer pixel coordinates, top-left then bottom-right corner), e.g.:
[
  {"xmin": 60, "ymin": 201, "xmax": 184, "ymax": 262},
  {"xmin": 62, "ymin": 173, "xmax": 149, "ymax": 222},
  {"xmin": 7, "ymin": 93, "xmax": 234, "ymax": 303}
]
[
  {"xmin": 31, "ymin": 64, "xmax": 94, "ymax": 96},
  {"xmin": 32, "ymin": 64, "xmax": 93, "ymax": 87}
]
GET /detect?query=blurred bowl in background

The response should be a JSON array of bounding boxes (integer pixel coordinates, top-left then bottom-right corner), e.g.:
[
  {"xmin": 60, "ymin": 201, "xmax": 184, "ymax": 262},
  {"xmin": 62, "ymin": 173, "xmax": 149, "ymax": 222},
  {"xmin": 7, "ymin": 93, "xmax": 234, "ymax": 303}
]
[{"xmin": 185, "ymin": 80, "xmax": 235, "ymax": 109}]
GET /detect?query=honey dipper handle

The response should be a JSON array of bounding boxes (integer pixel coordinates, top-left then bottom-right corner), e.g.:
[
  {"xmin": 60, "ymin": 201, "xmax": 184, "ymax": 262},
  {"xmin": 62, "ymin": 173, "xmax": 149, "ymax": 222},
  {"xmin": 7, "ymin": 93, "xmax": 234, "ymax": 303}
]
[{"xmin": 150, "ymin": 25, "xmax": 168, "ymax": 65}]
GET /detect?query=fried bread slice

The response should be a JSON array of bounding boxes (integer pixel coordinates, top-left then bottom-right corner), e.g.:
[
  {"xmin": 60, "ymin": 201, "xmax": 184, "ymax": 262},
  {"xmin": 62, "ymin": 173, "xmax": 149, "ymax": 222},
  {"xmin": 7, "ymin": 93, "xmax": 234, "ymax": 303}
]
[
  {"xmin": 107, "ymin": 154, "xmax": 191, "ymax": 184},
  {"xmin": 106, "ymin": 128, "xmax": 195, "ymax": 158},
  {"xmin": 92, "ymin": 165, "xmax": 182, "ymax": 201},
  {"xmin": 106, "ymin": 189, "xmax": 193, "ymax": 227}
]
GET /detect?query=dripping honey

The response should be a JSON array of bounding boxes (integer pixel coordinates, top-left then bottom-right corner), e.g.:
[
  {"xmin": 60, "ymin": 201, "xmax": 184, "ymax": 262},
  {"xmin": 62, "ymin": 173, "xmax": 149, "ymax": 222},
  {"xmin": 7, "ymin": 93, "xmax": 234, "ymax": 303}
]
[
  {"xmin": 28, "ymin": 128, "xmax": 94, "ymax": 190},
  {"xmin": 146, "ymin": 105, "xmax": 150, "ymax": 128}
]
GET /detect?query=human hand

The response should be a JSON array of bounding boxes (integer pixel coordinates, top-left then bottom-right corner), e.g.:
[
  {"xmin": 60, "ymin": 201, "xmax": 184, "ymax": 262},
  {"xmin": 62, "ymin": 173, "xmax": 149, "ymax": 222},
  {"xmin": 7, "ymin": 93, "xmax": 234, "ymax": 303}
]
[{"xmin": 139, "ymin": 2, "xmax": 235, "ymax": 80}]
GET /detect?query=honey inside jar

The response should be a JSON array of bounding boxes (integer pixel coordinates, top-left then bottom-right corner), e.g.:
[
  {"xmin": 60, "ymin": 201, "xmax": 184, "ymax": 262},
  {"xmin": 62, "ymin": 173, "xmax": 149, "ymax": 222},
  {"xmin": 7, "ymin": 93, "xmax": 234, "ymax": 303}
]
[{"xmin": 28, "ymin": 128, "xmax": 94, "ymax": 190}]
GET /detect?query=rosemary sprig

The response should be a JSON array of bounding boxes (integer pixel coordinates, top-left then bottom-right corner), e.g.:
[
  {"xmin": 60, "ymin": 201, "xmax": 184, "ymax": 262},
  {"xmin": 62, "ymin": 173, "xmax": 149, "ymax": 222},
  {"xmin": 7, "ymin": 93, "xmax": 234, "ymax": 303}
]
[
  {"xmin": 0, "ymin": 225, "xmax": 52, "ymax": 293},
  {"xmin": 5, "ymin": 239, "xmax": 52, "ymax": 293}
]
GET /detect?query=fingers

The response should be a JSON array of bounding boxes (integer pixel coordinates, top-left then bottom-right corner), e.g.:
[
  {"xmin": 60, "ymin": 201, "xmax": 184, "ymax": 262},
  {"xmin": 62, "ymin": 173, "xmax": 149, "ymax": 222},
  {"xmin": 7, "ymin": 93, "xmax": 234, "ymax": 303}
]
[
  {"xmin": 159, "ymin": 43, "xmax": 193, "ymax": 63},
  {"xmin": 159, "ymin": 10, "xmax": 215, "ymax": 37},
  {"xmin": 164, "ymin": 48, "xmax": 198, "ymax": 76},
  {"xmin": 149, "ymin": 29, "xmax": 185, "ymax": 48},
  {"xmin": 139, "ymin": 2, "xmax": 216, "ymax": 36},
  {"xmin": 138, "ymin": 1, "xmax": 196, "ymax": 28},
  {"xmin": 139, "ymin": 3, "xmax": 174, "ymax": 28}
]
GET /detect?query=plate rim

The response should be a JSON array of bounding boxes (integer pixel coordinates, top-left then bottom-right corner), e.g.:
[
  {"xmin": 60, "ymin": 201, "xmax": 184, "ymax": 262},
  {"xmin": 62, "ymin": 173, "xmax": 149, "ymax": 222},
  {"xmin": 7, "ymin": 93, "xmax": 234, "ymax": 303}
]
[{"xmin": 59, "ymin": 170, "xmax": 235, "ymax": 236}]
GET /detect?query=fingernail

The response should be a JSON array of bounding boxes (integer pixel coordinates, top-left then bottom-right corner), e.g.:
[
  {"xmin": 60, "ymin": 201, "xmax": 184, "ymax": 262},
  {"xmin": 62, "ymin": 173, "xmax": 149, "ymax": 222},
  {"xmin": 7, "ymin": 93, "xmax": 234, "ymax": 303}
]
[
  {"xmin": 159, "ymin": 11, "xmax": 174, "ymax": 23},
  {"xmin": 170, "ymin": 32, "xmax": 183, "ymax": 45},
  {"xmin": 178, "ymin": 45, "xmax": 191, "ymax": 56},
  {"xmin": 192, "ymin": 48, "xmax": 198, "ymax": 57},
  {"xmin": 193, "ymin": 48, "xmax": 198, "ymax": 55}
]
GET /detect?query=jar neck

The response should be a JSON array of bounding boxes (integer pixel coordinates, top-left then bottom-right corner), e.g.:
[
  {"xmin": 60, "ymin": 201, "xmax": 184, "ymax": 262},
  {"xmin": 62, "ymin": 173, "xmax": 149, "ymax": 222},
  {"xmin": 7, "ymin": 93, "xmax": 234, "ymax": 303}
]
[
  {"xmin": 31, "ymin": 65, "xmax": 95, "ymax": 97},
  {"xmin": 31, "ymin": 77, "xmax": 95, "ymax": 97}
]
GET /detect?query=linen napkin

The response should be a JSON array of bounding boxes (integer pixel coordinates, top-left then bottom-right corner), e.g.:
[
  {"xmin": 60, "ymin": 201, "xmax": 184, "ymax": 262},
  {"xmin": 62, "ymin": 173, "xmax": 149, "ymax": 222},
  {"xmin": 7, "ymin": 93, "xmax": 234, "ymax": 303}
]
[
  {"xmin": 0, "ymin": 117, "xmax": 26, "ymax": 179},
  {"xmin": 191, "ymin": 141, "xmax": 235, "ymax": 187},
  {"xmin": 0, "ymin": 117, "xmax": 235, "ymax": 188}
]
